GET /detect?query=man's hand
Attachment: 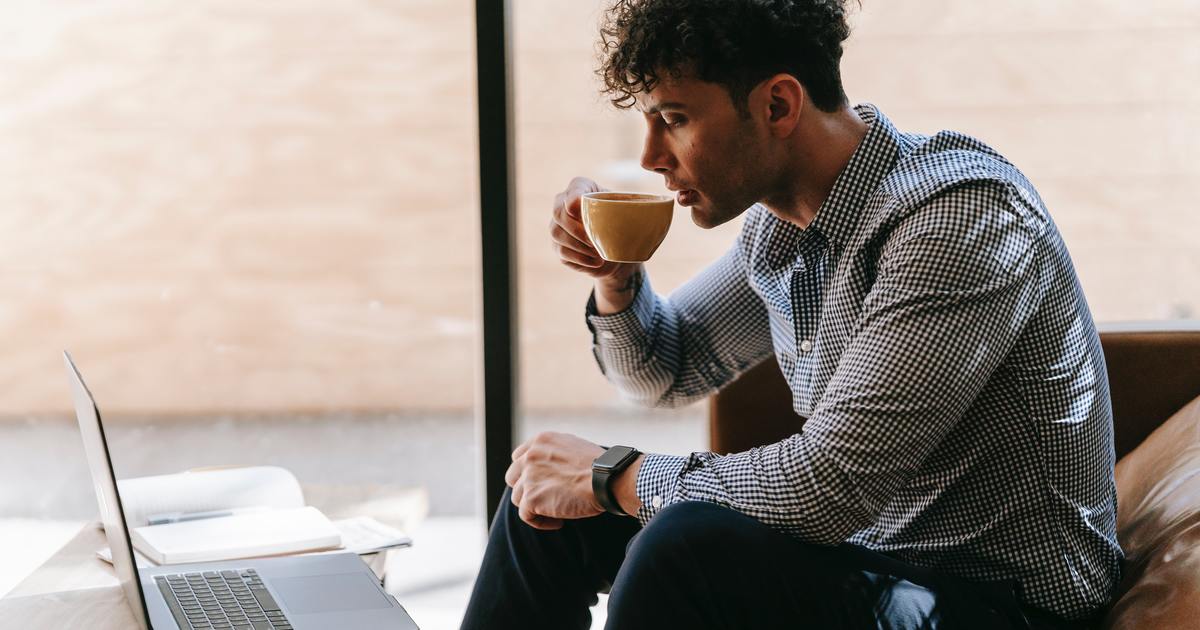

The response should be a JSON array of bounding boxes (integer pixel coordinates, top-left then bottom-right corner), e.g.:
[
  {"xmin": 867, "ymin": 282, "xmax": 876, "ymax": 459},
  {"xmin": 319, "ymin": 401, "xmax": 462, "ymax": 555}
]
[
  {"xmin": 550, "ymin": 177, "xmax": 613, "ymax": 278},
  {"xmin": 550, "ymin": 176, "xmax": 646, "ymax": 313},
  {"xmin": 506, "ymin": 432, "xmax": 606, "ymax": 530}
]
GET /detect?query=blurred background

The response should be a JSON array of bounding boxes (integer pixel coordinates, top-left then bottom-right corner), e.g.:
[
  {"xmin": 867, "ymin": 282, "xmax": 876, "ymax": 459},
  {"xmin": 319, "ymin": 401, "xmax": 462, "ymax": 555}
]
[{"xmin": 1, "ymin": 1, "xmax": 1196, "ymax": 627}]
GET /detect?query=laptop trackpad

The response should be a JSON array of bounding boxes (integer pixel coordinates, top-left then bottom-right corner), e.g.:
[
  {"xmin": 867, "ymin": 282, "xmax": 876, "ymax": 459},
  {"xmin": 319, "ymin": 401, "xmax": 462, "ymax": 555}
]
[{"xmin": 272, "ymin": 572, "xmax": 393, "ymax": 614}]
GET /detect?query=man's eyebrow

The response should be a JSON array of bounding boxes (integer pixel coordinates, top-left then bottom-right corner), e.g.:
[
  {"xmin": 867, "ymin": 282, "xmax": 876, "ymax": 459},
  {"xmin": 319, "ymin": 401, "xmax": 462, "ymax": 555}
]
[{"xmin": 642, "ymin": 101, "xmax": 687, "ymax": 115}]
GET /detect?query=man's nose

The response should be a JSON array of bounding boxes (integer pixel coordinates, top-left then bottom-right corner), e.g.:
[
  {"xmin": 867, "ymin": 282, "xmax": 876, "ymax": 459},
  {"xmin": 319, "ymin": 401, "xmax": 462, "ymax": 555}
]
[{"xmin": 640, "ymin": 133, "xmax": 673, "ymax": 174}]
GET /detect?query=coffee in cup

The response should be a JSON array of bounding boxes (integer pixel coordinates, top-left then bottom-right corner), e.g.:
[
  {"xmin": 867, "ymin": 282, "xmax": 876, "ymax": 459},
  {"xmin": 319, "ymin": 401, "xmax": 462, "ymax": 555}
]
[{"xmin": 580, "ymin": 192, "xmax": 674, "ymax": 263}]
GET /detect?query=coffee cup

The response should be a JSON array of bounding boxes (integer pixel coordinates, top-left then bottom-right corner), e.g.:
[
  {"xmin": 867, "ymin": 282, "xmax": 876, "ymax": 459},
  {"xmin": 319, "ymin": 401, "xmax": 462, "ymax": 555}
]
[{"xmin": 580, "ymin": 192, "xmax": 674, "ymax": 263}]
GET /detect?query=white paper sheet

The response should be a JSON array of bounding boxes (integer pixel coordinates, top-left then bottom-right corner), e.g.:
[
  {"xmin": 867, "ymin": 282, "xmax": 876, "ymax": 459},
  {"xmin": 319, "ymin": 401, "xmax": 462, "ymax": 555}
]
[{"xmin": 98, "ymin": 516, "xmax": 411, "ymax": 566}]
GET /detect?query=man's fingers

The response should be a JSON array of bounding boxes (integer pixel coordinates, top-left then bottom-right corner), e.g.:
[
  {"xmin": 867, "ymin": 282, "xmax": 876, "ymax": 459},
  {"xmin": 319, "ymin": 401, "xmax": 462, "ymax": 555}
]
[
  {"xmin": 512, "ymin": 442, "xmax": 531, "ymax": 461},
  {"xmin": 504, "ymin": 460, "xmax": 521, "ymax": 487},
  {"xmin": 564, "ymin": 259, "xmax": 621, "ymax": 278},
  {"xmin": 533, "ymin": 517, "xmax": 564, "ymax": 531},
  {"xmin": 554, "ymin": 189, "xmax": 582, "ymax": 222},
  {"xmin": 549, "ymin": 177, "xmax": 608, "ymax": 276},
  {"xmin": 551, "ymin": 211, "xmax": 595, "ymax": 252},
  {"xmin": 563, "ymin": 261, "xmax": 611, "ymax": 277},
  {"xmin": 518, "ymin": 501, "xmax": 541, "ymax": 527},
  {"xmin": 558, "ymin": 177, "xmax": 604, "ymax": 222},
  {"xmin": 549, "ymin": 221, "xmax": 597, "ymax": 257},
  {"xmin": 518, "ymin": 503, "xmax": 563, "ymax": 531},
  {"xmin": 565, "ymin": 195, "xmax": 583, "ymax": 220},
  {"xmin": 510, "ymin": 482, "xmax": 524, "ymax": 507},
  {"xmin": 558, "ymin": 245, "xmax": 602, "ymax": 268}
]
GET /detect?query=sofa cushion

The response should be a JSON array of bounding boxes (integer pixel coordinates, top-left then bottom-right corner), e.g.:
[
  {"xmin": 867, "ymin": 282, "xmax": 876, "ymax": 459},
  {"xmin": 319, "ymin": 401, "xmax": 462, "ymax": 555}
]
[{"xmin": 1103, "ymin": 394, "xmax": 1200, "ymax": 629}]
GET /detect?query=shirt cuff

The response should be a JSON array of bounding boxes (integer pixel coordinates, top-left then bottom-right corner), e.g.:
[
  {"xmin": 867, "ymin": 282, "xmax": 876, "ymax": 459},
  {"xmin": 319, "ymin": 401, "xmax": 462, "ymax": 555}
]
[
  {"xmin": 633, "ymin": 452, "xmax": 686, "ymax": 525},
  {"xmin": 585, "ymin": 270, "xmax": 657, "ymax": 351}
]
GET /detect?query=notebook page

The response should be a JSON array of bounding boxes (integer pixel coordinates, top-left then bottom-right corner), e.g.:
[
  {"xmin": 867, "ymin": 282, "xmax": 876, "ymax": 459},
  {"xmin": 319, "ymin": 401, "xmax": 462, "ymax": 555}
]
[{"xmin": 116, "ymin": 466, "xmax": 305, "ymax": 528}]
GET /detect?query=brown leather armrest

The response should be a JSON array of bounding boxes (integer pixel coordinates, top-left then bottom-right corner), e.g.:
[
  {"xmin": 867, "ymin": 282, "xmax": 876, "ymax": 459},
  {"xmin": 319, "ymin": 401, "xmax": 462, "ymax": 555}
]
[
  {"xmin": 708, "ymin": 356, "xmax": 803, "ymax": 455},
  {"xmin": 1097, "ymin": 322, "xmax": 1200, "ymax": 459}
]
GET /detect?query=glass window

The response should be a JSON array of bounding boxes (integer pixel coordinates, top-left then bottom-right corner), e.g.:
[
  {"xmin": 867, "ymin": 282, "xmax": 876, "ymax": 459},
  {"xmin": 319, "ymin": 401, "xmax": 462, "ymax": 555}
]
[{"xmin": 0, "ymin": 2, "xmax": 484, "ymax": 626}]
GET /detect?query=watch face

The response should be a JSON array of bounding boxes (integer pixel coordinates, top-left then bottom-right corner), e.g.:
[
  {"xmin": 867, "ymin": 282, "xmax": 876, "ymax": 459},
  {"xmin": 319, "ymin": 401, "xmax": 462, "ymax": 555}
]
[{"xmin": 594, "ymin": 445, "xmax": 637, "ymax": 470}]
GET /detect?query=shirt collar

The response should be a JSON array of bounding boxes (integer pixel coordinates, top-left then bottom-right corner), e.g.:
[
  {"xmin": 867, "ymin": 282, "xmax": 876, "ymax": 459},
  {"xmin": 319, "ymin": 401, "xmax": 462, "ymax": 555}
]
[{"xmin": 805, "ymin": 103, "xmax": 901, "ymax": 252}]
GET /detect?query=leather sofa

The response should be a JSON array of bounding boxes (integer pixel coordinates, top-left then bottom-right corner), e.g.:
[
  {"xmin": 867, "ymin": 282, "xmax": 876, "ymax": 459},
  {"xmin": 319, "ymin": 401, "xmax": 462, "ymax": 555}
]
[{"xmin": 708, "ymin": 322, "xmax": 1200, "ymax": 627}]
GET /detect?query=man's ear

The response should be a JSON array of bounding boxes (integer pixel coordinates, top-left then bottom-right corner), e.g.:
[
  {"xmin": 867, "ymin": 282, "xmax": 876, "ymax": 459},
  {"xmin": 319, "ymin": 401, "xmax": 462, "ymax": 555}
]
[{"xmin": 762, "ymin": 74, "xmax": 804, "ymax": 137}]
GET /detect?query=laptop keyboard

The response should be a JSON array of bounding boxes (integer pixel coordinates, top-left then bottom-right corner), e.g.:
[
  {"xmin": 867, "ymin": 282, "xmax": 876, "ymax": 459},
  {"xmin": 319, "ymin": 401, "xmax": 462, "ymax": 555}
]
[{"xmin": 154, "ymin": 568, "xmax": 293, "ymax": 630}]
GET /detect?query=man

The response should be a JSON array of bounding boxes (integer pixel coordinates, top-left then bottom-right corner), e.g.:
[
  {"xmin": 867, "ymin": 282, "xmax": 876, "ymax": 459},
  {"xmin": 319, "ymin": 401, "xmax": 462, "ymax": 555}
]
[{"xmin": 462, "ymin": 0, "xmax": 1122, "ymax": 628}]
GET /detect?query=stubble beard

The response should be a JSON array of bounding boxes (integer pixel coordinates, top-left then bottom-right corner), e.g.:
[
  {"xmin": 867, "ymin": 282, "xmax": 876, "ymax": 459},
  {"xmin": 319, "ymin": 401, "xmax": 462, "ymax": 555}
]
[{"xmin": 690, "ymin": 120, "xmax": 770, "ymax": 229}]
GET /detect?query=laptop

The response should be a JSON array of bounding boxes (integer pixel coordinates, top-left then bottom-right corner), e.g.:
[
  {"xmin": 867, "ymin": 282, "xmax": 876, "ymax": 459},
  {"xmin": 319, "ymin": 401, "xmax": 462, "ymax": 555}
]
[{"xmin": 64, "ymin": 351, "xmax": 421, "ymax": 630}]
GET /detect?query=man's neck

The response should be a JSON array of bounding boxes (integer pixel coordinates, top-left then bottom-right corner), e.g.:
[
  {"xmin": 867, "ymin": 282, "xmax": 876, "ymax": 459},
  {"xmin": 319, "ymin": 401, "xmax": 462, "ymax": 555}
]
[{"xmin": 761, "ymin": 104, "xmax": 869, "ymax": 230}]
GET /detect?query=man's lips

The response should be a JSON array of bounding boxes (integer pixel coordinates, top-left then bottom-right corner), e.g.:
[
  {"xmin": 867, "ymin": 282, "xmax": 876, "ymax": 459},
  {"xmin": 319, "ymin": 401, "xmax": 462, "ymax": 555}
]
[
  {"xmin": 666, "ymin": 180, "xmax": 699, "ymax": 205},
  {"xmin": 675, "ymin": 189, "xmax": 699, "ymax": 206}
]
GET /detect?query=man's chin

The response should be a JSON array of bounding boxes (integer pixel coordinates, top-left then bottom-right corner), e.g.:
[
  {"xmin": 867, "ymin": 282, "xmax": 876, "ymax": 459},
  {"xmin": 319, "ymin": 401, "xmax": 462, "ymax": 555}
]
[
  {"xmin": 690, "ymin": 205, "xmax": 737, "ymax": 230},
  {"xmin": 690, "ymin": 207, "xmax": 715, "ymax": 229}
]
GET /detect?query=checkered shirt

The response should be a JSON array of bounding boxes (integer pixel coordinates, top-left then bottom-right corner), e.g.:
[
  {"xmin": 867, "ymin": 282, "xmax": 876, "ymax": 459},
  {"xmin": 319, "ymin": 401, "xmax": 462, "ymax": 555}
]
[{"xmin": 585, "ymin": 104, "xmax": 1123, "ymax": 619}]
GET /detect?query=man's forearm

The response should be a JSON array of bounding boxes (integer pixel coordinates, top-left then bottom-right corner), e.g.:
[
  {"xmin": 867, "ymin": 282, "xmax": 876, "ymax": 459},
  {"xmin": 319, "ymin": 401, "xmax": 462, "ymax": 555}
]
[{"xmin": 594, "ymin": 265, "xmax": 645, "ymax": 315}]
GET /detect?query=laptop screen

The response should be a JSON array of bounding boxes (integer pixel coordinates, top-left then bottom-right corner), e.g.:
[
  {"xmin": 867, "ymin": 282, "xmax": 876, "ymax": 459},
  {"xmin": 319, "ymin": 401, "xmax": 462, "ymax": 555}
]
[{"xmin": 64, "ymin": 351, "xmax": 153, "ymax": 630}]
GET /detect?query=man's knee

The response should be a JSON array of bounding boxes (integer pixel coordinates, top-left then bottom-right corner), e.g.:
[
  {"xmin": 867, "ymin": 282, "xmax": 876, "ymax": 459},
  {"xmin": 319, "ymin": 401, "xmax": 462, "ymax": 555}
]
[
  {"xmin": 625, "ymin": 501, "xmax": 850, "ymax": 579},
  {"xmin": 627, "ymin": 500, "xmax": 757, "ymax": 560},
  {"xmin": 608, "ymin": 502, "xmax": 750, "ymax": 620}
]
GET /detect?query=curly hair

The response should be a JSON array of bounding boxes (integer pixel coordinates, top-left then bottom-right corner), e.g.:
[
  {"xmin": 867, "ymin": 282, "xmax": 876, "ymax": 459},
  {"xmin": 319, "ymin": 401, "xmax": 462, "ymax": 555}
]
[{"xmin": 597, "ymin": 0, "xmax": 855, "ymax": 114}]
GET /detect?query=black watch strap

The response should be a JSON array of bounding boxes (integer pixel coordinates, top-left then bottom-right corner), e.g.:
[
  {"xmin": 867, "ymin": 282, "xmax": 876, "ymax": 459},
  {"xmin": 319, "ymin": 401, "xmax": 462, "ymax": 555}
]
[{"xmin": 592, "ymin": 445, "xmax": 640, "ymax": 517}]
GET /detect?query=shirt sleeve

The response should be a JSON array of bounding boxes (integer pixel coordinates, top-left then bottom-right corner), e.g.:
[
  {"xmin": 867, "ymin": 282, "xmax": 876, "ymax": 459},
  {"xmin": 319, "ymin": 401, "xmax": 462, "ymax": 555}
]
[
  {"xmin": 585, "ymin": 209, "xmax": 774, "ymax": 408},
  {"xmin": 633, "ymin": 182, "xmax": 1047, "ymax": 538}
]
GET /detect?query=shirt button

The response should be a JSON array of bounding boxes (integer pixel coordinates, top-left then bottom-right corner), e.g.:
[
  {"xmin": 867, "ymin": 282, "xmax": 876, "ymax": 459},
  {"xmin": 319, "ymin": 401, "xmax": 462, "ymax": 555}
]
[
  {"xmin": 800, "ymin": 340, "xmax": 813, "ymax": 352},
  {"xmin": 600, "ymin": 331, "xmax": 615, "ymax": 341},
  {"xmin": 651, "ymin": 495, "xmax": 663, "ymax": 509}
]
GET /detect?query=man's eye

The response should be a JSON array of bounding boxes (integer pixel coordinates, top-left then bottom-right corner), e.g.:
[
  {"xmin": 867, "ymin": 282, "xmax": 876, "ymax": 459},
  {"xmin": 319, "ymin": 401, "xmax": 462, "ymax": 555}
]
[{"xmin": 662, "ymin": 115, "xmax": 684, "ymax": 127}]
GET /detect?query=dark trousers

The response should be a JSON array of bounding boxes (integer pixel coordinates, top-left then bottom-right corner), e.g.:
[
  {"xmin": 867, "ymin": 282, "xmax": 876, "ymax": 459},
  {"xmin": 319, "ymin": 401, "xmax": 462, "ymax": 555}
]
[{"xmin": 461, "ymin": 488, "xmax": 1082, "ymax": 629}]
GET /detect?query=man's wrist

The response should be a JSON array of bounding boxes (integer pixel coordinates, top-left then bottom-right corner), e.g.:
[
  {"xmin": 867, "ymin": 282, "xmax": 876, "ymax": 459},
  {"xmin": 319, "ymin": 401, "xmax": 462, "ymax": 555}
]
[
  {"xmin": 594, "ymin": 265, "xmax": 644, "ymax": 315},
  {"xmin": 612, "ymin": 453, "xmax": 646, "ymax": 517}
]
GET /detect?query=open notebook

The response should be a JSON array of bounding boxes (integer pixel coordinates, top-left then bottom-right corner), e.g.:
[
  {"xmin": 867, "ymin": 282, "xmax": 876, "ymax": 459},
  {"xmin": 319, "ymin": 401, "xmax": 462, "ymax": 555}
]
[{"xmin": 100, "ymin": 466, "xmax": 411, "ymax": 565}]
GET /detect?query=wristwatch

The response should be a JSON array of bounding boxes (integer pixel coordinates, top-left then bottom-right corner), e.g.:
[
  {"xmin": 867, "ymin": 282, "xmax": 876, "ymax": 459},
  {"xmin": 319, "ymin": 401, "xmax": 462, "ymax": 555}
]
[{"xmin": 592, "ymin": 445, "xmax": 641, "ymax": 516}]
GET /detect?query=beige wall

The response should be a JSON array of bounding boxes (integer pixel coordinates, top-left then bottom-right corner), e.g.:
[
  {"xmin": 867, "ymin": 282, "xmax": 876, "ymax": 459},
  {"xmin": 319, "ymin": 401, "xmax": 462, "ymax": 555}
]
[
  {"xmin": 840, "ymin": 1, "xmax": 1200, "ymax": 321},
  {"xmin": 1, "ymin": 1, "xmax": 1196, "ymax": 416}
]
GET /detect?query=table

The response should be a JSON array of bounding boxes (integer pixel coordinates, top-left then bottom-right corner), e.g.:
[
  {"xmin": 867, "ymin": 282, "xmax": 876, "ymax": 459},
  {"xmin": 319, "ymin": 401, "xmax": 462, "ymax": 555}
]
[{"xmin": 0, "ymin": 523, "xmax": 391, "ymax": 629}]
